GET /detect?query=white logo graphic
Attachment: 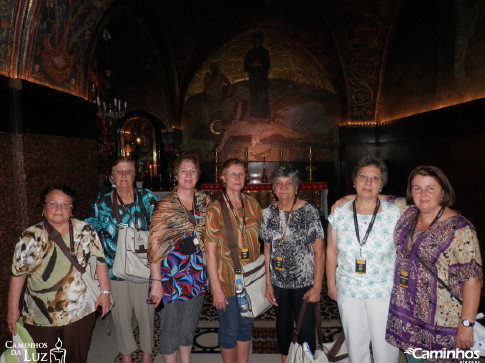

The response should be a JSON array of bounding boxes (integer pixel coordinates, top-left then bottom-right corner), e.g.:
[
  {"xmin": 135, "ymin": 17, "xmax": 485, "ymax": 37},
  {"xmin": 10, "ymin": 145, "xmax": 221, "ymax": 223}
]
[
  {"xmin": 405, "ymin": 347, "xmax": 480, "ymax": 362},
  {"xmin": 49, "ymin": 338, "xmax": 66, "ymax": 363}
]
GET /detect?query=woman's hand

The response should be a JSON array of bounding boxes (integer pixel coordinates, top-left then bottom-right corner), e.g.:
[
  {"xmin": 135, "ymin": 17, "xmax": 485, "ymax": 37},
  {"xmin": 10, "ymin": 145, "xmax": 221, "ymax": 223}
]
[
  {"xmin": 7, "ymin": 308, "xmax": 20, "ymax": 335},
  {"xmin": 265, "ymin": 284, "xmax": 278, "ymax": 306},
  {"xmin": 95, "ymin": 293, "xmax": 111, "ymax": 318},
  {"xmin": 330, "ymin": 195, "xmax": 355, "ymax": 214},
  {"xmin": 456, "ymin": 324, "xmax": 474, "ymax": 350},
  {"xmin": 149, "ymin": 280, "xmax": 164, "ymax": 308},
  {"xmin": 303, "ymin": 287, "xmax": 321, "ymax": 303},
  {"xmin": 212, "ymin": 288, "xmax": 228, "ymax": 311}
]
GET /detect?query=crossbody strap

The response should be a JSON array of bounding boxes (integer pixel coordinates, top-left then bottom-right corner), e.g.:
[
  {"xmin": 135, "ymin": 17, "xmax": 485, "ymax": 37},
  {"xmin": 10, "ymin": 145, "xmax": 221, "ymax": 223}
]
[
  {"xmin": 416, "ymin": 254, "xmax": 463, "ymax": 305},
  {"xmin": 44, "ymin": 220, "xmax": 86, "ymax": 274},
  {"xmin": 217, "ymin": 194, "xmax": 242, "ymax": 272}
]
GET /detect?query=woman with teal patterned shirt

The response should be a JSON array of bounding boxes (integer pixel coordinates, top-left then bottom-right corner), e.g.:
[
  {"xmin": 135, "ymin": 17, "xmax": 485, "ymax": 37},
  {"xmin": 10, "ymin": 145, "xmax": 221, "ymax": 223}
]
[{"xmin": 86, "ymin": 157, "xmax": 157, "ymax": 363}]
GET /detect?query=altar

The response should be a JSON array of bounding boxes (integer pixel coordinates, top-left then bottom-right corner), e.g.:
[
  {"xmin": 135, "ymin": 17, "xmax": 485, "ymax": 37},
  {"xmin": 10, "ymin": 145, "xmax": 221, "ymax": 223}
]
[{"xmin": 200, "ymin": 182, "xmax": 329, "ymax": 218}]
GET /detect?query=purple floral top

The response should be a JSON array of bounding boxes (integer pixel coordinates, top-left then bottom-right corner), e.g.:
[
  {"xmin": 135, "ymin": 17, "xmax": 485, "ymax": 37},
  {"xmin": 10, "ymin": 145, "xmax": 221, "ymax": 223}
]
[{"xmin": 386, "ymin": 206, "xmax": 483, "ymax": 362}]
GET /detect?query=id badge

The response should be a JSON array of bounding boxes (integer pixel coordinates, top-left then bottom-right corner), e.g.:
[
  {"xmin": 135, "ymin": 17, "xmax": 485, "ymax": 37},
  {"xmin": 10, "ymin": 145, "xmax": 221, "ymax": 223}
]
[
  {"xmin": 355, "ymin": 259, "xmax": 366, "ymax": 274},
  {"xmin": 399, "ymin": 270, "xmax": 409, "ymax": 288},
  {"xmin": 275, "ymin": 256, "xmax": 283, "ymax": 271},
  {"xmin": 241, "ymin": 249, "xmax": 250, "ymax": 262}
]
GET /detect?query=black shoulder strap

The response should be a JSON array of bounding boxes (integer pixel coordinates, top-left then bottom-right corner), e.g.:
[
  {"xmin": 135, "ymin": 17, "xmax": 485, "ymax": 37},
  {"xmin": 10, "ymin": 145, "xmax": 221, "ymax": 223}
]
[
  {"xmin": 217, "ymin": 194, "xmax": 242, "ymax": 272},
  {"xmin": 44, "ymin": 220, "xmax": 86, "ymax": 274},
  {"xmin": 416, "ymin": 254, "xmax": 463, "ymax": 305}
]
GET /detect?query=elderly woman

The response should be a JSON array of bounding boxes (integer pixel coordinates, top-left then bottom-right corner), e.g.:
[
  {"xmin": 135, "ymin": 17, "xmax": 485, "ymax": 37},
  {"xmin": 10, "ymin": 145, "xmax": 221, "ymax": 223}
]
[
  {"xmin": 386, "ymin": 165, "xmax": 482, "ymax": 363},
  {"xmin": 7, "ymin": 185, "xmax": 110, "ymax": 363},
  {"xmin": 86, "ymin": 157, "xmax": 157, "ymax": 363},
  {"xmin": 326, "ymin": 156, "xmax": 401, "ymax": 363},
  {"xmin": 205, "ymin": 158, "xmax": 262, "ymax": 363},
  {"xmin": 147, "ymin": 153, "xmax": 210, "ymax": 363},
  {"xmin": 260, "ymin": 164, "xmax": 325, "ymax": 362}
]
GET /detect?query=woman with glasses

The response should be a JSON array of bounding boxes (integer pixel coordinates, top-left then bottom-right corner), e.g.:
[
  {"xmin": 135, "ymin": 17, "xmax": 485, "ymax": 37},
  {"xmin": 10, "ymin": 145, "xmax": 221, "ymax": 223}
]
[
  {"xmin": 147, "ymin": 153, "xmax": 210, "ymax": 363},
  {"xmin": 86, "ymin": 157, "xmax": 158, "ymax": 363},
  {"xmin": 326, "ymin": 156, "xmax": 401, "ymax": 363},
  {"xmin": 260, "ymin": 164, "xmax": 325, "ymax": 362},
  {"xmin": 205, "ymin": 158, "xmax": 262, "ymax": 363},
  {"xmin": 7, "ymin": 185, "xmax": 110, "ymax": 363}
]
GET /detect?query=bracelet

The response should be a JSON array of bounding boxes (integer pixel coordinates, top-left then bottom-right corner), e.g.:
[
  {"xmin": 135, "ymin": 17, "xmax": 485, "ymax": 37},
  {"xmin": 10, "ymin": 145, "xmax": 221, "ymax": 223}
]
[{"xmin": 100, "ymin": 290, "xmax": 111, "ymax": 294}]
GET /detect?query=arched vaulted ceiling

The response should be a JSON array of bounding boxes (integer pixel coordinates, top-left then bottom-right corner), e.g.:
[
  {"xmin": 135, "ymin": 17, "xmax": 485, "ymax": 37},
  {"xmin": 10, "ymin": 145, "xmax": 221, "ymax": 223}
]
[{"xmin": 1, "ymin": 0, "xmax": 403, "ymax": 125}]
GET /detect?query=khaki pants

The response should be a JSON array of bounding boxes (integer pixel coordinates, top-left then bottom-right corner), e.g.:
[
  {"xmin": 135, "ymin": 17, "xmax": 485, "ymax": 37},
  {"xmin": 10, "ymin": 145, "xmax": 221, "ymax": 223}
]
[{"xmin": 111, "ymin": 279, "xmax": 155, "ymax": 355}]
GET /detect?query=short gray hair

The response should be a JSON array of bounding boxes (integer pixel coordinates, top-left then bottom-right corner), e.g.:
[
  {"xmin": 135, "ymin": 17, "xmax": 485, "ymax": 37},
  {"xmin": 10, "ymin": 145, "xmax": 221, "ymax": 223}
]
[
  {"xmin": 352, "ymin": 156, "xmax": 389, "ymax": 187},
  {"xmin": 271, "ymin": 164, "xmax": 301, "ymax": 192}
]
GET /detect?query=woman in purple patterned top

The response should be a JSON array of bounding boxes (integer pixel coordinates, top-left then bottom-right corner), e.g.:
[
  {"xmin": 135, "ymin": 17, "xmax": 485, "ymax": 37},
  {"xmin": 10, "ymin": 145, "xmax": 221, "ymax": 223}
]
[{"xmin": 386, "ymin": 165, "xmax": 483, "ymax": 363}]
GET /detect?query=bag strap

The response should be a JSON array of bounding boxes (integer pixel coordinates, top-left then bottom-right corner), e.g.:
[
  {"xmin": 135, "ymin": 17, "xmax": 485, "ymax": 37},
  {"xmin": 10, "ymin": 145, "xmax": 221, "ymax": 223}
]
[
  {"xmin": 291, "ymin": 299, "xmax": 323, "ymax": 346},
  {"xmin": 112, "ymin": 189, "xmax": 150, "ymax": 230},
  {"xmin": 44, "ymin": 220, "xmax": 86, "ymax": 274},
  {"xmin": 327, "ymin": 330, "xmax": 348, "ymax": 362},
  {"xmin": 217, "ymin": 193, "xmax": 242, "ymax": 272},
  {"xmin": 415, "ymin": 254, "xmax": 463, "ymax": 305}
]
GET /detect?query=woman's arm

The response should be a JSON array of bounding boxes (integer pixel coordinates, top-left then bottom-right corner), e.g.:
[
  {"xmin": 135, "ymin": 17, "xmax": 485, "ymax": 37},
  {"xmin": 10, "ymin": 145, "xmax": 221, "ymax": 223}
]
[
  {"xmin": 325, "ymin": 224, "xmax": 339, "ymax": 301},
  {"xmin": 303, "ymin": 237, "xmax": 325, "ymax": 303},
  {"xmin": 148, "ymin": 262, "xmax": 164, "ymax": 308},
  {"xmin": 263, "ymin": 242, "xmax": 277, "ymax": 306},
  {"xmin": 205, "ymin": 241, "xmax": 227, "ymax": 311},
  {"xmin": 7, "ymin": 275, "xmax": 27, "ymax": 335},
  {"xmin": 94, "ymin": 264, "xmax": 111, "ymax": 318},
  {"xmin": 456, "ymin": 277, "xmax": 481, "ymax": 349}
]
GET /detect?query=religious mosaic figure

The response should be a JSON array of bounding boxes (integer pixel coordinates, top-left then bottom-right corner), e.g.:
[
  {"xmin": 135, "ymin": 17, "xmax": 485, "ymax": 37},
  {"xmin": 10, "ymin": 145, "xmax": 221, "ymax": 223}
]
[{"xmin": 244, "ymin": 32, "xmax": 271, "ymax": 121}]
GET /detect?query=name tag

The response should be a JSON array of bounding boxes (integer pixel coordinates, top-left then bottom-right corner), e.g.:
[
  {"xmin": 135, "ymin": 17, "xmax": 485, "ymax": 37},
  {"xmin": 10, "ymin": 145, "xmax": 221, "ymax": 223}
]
[
  {"xmin": 355, "ymin": 259, "xmax": 366, "ymax": 274},
  {"xmin": 399, "ymin": 270, "xmax": 409, "ymax": 288}
]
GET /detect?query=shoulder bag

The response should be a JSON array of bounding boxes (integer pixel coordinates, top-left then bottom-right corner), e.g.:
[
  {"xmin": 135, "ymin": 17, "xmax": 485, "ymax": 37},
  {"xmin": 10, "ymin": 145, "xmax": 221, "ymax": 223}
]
[
  {"xmin": 112, "ymin": 190, "xmax": 151, "ymax": 283},
  {"xmin": 417, "ymin": 254, "xmax": 485, "ymax": 356},
  {"xmin": 217, "ymin": 194, "xmax": 272, "ymax": 318},
  {"xmin": 287, "ymin": 300, "xmax": 349, "ymax": 363},
  {"xmin": 44, "ymin": 220, "xmax": 113, "ymax": 307}
]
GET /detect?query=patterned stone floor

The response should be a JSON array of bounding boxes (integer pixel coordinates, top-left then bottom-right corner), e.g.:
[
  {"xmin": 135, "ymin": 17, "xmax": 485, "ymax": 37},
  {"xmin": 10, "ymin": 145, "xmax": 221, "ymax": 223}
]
[{"xmin": 113, "ymin": 280, "xmax": 341, "ymax": 360}]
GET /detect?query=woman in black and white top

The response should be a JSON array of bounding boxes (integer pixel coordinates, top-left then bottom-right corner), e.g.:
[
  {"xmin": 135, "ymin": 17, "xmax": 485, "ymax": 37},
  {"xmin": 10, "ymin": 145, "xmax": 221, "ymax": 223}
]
[{"xmin": 260, "ymin": 164, "xmax": 325, "ymax": 362}]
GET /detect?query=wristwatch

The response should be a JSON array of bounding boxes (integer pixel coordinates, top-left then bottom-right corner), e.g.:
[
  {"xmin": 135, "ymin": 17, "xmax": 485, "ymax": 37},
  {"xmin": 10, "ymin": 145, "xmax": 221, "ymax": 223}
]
[{"xmin": 462, "ymin": 319, "xmax": 475, "ymax": 327}]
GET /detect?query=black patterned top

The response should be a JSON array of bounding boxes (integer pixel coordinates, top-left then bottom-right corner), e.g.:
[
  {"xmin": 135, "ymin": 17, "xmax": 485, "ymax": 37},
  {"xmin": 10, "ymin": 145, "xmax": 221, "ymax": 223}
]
[{"xmin": 260, "ymin": 202, "xmax": 324, "ymax": 289}]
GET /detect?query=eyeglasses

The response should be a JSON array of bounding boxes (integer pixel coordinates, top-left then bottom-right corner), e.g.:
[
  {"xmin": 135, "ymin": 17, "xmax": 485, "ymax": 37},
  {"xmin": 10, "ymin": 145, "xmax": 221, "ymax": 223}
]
[
  {"xmin": 113, "ymin": 169, "xmax": 135, "ymax": 176},
  {"xmin": 357, "ymin": 174, "xmax": 381, "ymax": 183},
  {"xmin": 224, "ymin": 172, "xmax": 245, "ymax": 179},
  {"xmin": 45, "ymin": 201, "xmax": 73, "ymax": 209}
]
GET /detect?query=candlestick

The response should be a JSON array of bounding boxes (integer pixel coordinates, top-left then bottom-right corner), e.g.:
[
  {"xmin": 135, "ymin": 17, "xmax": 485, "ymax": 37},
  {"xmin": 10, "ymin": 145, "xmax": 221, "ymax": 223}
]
[
  {"xmin": 279, "ymin": 146, "xmax": 283, "ymax": 164},
  {"xmin": 215, "ymin": 147, "xmax": 219, "ymax": 183},
  {"xmin": 261, "ymin": 153, "xmax": 267, "ymax": 183},
  {"xmin": 244, "ymin": 148, "xmax": 248, "ymax": 163}
]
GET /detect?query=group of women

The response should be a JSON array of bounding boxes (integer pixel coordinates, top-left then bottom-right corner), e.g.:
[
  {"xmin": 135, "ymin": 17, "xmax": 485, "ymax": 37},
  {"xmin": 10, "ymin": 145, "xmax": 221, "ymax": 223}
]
[
  {"xmin": 6, "ymin": 152, "xmax": 483, "ymax": 363},
  {"xmin": 327, "ymin": 157, "xmax": 483, "ymax": 363}
]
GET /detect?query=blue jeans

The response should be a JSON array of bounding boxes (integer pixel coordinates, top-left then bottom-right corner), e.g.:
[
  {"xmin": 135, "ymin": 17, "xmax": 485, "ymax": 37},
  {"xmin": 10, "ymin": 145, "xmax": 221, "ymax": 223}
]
[{"xmin": 217, "ymin": 296, "xmax": 254, "ymax": 349}]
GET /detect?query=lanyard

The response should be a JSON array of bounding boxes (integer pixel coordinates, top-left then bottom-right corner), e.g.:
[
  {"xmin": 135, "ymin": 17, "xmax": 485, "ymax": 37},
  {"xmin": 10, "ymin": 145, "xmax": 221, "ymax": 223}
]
[
  {"xmin": 406, "ymin": 206, "xmax": 445, "ymax": 257},
  {"xmin": 352, "ymin": 198, "xmax": 380, "ymax": 257},
  {"xmin": 176, "ymin": 193, "xmax": 200, "ymax": 237},
  {"xmin": 114, "ymin": 189, "xmax": 139, "ymax": 229},
  {"xmin": 224, "ymin": 191, "xmax": 246, "ymax": 247},
  {"xmin": 276, "ymin": 196, "xmax": 297, "ymax": 248}
]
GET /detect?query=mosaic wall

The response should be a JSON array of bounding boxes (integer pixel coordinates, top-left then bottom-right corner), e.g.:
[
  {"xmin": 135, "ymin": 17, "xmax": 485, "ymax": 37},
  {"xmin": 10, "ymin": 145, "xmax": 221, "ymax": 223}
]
[{"xmin": 0, "ymin": 133, "xmax": 99, "ymax": 346}]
